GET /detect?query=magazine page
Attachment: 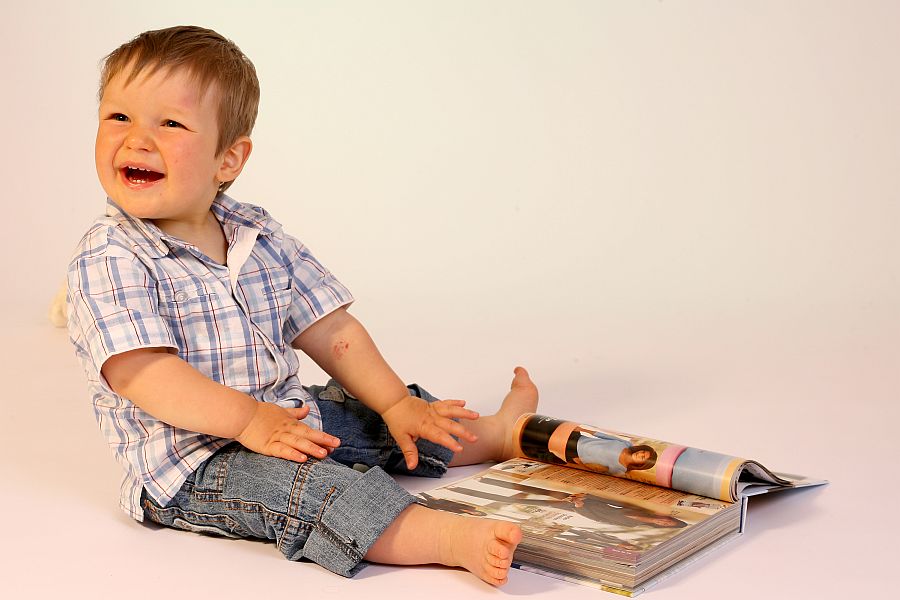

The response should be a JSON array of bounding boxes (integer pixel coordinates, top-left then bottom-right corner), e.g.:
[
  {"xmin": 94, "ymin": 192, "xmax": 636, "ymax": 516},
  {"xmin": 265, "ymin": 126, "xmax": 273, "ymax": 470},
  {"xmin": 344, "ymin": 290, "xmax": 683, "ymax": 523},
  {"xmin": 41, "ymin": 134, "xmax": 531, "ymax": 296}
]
[
  {"xmin": 418, "ymin": 458, "xmax": 740, "ymax": 568},
  {"xmin": 512, "ymin": 414, "xmax": 792, "ymax": 502}
]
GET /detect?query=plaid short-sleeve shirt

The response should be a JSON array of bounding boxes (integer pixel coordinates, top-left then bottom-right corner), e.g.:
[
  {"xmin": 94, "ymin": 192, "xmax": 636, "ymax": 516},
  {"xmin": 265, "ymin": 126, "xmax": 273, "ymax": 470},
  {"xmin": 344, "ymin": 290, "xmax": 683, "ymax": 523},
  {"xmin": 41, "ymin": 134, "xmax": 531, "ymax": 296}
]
[{"xmin": 67, "ymin": 194, "xmax": 353, "ymax": 520}]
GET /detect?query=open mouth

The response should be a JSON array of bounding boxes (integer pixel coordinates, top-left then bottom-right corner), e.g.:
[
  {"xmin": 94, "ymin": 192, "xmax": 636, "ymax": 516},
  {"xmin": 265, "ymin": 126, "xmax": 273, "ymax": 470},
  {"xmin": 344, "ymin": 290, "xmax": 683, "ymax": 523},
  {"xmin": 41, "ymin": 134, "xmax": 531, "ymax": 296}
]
[{"xmin": 122, "ymin": 166, "xmax": 165, "ymax": 185}]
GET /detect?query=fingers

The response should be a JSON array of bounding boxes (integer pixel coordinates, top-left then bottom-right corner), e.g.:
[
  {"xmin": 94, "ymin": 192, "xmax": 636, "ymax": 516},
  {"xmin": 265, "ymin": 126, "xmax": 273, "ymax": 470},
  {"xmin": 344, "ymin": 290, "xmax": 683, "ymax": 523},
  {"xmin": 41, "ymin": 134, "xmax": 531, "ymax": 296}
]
[
  {"xmin": 284, "ymin": 405, "xmax": 311, "ymax": 419},
  {"xmin": 282, "ymin": 425, "xmax": 341, "ymax": 460},
  {"xmin": 415, "ymin": 402, "xmax": 479, "ymax": 452},
  {"xmin": 432, "ymin": 399, "xmax": 479, "ymax": 421},
  {"xmin": 425, "ymin": 431, "xmax": 463, "ymax": 455},
  {"xmin": 237, "ymin": 402, "xmax": 342, "ymax": 463},
  {"xmin": 300, "ymin": 427, "xmax": 341, "ymax": 450},
  {"xmin": 270, "ymin": 443, "xmax": 310, "ymax": 463},
  {"xmin": 382, "ymin": 395, "xmax": 481, "ymax": 469},
  {"xmin": 427, "ymin": 417, "xmax": 476, "ymax": 446},
  {"xmin": 269, "ymin": 431, "xmax": 339, "ymax": 463},
  {"xmin": 396, "ymin": 436, "xmax": 419, "ymax": 471},
  {"xmin": 429, "ymin": 401, "xmax": 478, "ymax": 443}
]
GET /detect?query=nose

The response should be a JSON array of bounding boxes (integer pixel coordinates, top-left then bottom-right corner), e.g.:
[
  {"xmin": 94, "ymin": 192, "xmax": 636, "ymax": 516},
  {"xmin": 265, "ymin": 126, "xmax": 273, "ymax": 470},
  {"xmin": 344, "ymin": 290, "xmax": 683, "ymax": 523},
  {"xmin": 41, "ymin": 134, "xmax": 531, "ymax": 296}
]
[{"xmin": 125, "ymin": 124, "xmax": 154, "ymax": 151}]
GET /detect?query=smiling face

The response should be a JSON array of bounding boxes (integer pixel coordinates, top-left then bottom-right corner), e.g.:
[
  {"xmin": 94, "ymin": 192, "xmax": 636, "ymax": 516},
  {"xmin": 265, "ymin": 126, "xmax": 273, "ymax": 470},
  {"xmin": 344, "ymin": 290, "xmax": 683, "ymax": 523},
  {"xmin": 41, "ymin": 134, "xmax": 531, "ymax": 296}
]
[
  {"xmin": 630, "ymin": 449, "xmax": 653, "ymax": 465},
  {"xmin": 95, "ymin": 64, "xmax": 233, "ymax": 229}
]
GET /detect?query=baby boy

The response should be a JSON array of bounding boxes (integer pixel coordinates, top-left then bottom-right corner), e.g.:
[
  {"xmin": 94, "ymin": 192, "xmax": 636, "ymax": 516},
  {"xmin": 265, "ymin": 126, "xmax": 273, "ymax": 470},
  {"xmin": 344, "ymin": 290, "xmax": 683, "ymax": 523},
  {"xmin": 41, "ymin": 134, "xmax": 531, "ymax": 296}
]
[{"xmin": 67, "ymin": 25, "xmax": 538, "ymax": 585}]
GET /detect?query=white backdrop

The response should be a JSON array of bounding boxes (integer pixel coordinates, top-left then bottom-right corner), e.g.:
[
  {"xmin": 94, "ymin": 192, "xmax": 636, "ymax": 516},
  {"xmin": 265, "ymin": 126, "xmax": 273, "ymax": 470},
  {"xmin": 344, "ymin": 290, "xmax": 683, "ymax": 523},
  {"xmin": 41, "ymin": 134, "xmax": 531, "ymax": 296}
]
[{"xmin": 1, "ymin": 2, "xmax": 897, "ymax": 599}]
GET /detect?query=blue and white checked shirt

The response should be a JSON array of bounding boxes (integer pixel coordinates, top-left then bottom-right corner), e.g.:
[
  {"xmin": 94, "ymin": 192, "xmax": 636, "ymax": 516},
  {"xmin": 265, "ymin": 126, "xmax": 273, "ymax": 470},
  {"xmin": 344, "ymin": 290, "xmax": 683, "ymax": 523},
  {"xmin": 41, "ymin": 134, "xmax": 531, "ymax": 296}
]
[{"xmin": 67, "ymin": 194, "xmax": 353, "ymax": 520}]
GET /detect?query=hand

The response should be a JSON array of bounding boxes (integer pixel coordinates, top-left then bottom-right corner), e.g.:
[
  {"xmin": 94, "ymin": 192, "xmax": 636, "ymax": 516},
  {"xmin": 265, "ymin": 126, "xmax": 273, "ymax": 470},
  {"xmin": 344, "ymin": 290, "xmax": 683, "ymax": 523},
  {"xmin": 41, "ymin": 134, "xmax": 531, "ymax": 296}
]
[
  {"xmin": 235, "ymin": 402, "xmax": 340, "ymax": 462},
  {"xmin": 380, "ymin": 395, "xmax": 479, "ymax": 470}
]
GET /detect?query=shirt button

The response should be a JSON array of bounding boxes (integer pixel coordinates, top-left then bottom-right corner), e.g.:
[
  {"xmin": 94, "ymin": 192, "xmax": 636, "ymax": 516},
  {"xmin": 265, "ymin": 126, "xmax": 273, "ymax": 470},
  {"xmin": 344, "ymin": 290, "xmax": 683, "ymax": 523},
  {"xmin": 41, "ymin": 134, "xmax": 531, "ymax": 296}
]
[{"xmin": 174, "ymin": 291, "xmax": 189, "ymax": 302}]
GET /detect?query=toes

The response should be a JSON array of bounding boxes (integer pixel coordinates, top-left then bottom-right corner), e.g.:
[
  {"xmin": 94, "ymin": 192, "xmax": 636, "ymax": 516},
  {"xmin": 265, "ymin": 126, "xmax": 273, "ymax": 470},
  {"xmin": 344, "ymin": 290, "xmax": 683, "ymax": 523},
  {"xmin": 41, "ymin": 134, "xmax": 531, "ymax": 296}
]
[
  {"xmin": 510, "ymin": 368, "xmax": 538, "ymax": 396},
  {"xmin": 487, "ymin": 552, "xmax": 512, "ymax": 568},
  {"xmin": 484, "ymin": 523, "xmax": 519, "ymax": 583},
  {"xmin": 494, "ymin": 522, "xmax": 523, "ymax": 546},
  {"xmin": 511, "ymin": 366, "xmax": 531, "ymax": 386},
  {"xmin": 488, "ymin": 538, "xmax": 512, "ymax": 561},
  {"xmin": 483, "ymin": 564, "xmax": 511, "ymax": 586}
]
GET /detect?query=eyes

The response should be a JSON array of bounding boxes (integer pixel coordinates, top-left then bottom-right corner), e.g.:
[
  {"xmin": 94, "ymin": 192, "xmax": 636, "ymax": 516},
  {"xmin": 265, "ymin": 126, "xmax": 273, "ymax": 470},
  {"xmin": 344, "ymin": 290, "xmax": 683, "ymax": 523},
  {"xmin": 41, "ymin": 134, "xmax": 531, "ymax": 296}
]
[{"xmin": 106, "ymin": 113, "xmax": 186, "ymax": 129}]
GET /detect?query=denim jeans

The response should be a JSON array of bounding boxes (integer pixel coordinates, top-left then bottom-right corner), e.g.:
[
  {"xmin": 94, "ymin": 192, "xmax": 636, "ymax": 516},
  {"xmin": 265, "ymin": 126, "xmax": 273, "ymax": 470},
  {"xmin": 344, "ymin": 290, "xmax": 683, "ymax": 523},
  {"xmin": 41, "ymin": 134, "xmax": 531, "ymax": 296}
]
[{"xmin": 141, "ymin": 381, "xmax": 453, "ymax": 576}]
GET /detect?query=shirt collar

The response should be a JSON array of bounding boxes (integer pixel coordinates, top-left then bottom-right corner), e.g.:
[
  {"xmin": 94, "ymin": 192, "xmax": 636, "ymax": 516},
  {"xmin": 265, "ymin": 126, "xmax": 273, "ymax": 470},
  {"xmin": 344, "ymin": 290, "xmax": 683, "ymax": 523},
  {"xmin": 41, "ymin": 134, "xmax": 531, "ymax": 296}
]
[
  {"xmin": 104, "ymin": 194, "xmax": 279, "ymax": 259},
  {"xmin": 211, "ymin": 193, "xmax": 280, "ymax": 236}
]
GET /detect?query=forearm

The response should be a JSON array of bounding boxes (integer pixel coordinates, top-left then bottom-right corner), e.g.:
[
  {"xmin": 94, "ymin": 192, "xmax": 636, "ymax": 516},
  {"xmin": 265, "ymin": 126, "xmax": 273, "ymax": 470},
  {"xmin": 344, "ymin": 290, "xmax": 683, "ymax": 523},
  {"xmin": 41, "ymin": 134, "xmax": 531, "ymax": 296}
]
[
  {"xmin": 292, "ymin": 308, "xmax": 408, "ymax": 415},
  {"xmin": 294, "ymin": 308, "xmax": 478, "ymax": 469},
  {"xmin": 101, "ymin": 348, "xmax": 258, "ymax": 438}
]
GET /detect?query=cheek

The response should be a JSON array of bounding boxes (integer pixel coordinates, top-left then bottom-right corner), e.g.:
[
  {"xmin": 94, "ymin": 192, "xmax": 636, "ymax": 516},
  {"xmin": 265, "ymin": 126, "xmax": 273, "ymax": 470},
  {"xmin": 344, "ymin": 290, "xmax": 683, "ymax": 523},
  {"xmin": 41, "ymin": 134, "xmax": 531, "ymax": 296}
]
[
  {"xmin": 166, "ymin": 142, "xmax": 202, "ymax": 169},
  {"xmin": 94, "ymin": 133, "xmax": 108, "ymax": 163},
  {"xmin": 95, "ymin": 129, "xmax": 119, "ymax": 167},
  {"xmin": 94, "ymin": 141, "xmax": 114, "ymax": 178}
]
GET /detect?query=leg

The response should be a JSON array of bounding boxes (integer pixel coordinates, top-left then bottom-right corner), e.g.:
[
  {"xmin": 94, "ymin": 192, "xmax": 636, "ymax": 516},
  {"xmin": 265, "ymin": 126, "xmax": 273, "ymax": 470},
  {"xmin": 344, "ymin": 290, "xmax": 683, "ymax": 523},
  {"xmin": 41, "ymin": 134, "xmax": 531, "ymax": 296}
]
[
  {"xmin": 365, "ymin": 503, "xmax": 523, "ymax": 586},
  {"xmin": 449, "ymin": 366, "xmax": 539, "ymax": 467},
  {"xmin": 143, "ymin": 443, "xmax": 522, "ymax": 585},
  {"xmin": 312, "ymin": 380, "xmax": 456, "ymax": 477},
  {"xmin": 142, "ymin": 443, "xmax": 418, "ymax": 577},
  {"xmin": 310, "ymin": 366, "xmax": 539, "ymax": 473}
]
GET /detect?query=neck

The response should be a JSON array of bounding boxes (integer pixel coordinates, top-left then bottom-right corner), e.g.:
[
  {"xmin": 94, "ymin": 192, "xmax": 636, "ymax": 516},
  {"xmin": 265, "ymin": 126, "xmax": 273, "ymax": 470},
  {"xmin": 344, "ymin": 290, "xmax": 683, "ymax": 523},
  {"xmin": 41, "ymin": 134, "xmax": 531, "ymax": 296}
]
[{"xmin": 153, "ymin": 210, "xmax": 228, "ymax": 264}]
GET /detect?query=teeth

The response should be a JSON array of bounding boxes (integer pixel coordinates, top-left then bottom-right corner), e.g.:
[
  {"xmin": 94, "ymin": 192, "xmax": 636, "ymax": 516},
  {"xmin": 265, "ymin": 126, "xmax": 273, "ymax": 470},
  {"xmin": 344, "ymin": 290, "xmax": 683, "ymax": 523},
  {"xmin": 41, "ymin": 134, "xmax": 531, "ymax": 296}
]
[{"xmin": 123, "ymin": 166, "xmax": 156, "ymax": 184}]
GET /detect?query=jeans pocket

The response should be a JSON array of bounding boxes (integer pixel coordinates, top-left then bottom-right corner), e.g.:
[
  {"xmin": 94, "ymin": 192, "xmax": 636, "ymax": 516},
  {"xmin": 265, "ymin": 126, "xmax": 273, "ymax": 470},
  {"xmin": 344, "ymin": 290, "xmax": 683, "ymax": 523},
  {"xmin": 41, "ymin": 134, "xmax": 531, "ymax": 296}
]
[
  {"xmin": 144, "ymin": 492, "xmax": 249, "ymax": 540},
  {"xmin": 172, "ymin": 515, "xmax": 245, "ymax": 539},
  {"xmin": 191, "ymin": 444, "xmax": 239, "ymax": 499}
]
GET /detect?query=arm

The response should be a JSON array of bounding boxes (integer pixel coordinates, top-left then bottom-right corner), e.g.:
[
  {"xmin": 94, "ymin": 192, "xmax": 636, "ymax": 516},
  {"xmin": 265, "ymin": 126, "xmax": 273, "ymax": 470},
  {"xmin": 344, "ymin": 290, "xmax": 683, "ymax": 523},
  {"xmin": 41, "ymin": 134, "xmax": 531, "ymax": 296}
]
[
  {"xmin": 102, "ymin": 348, "xmax": 340, "ymax": 462},
  {"xmin": 292, "ymin": 307, "xmax": 477, "ymax": 469},
  {"xmin": 547, "ymin": 421, "xmax": 579, "ymax": 462}
]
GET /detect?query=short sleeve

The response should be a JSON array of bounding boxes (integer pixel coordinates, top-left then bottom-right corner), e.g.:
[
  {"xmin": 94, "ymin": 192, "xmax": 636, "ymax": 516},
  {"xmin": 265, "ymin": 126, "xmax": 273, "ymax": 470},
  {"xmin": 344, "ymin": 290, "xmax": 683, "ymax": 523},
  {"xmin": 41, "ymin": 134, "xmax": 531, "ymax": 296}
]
[
  {"xmin": 67, "ymin": 236, "xmax": 178, "ymax": 377},
  {"xmin": 281, "ymin": 233, "xmax": 354, "ymax": 343}
]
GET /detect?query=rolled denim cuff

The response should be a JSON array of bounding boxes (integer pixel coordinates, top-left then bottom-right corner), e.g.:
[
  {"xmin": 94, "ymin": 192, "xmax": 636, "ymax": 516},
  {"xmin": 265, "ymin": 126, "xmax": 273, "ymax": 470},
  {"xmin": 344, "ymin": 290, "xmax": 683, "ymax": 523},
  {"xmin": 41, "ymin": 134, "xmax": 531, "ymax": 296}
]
[
  {"xmin": 386, "ymin": 437, "xmax": 453, "ymax": 477},
  {"xmin": 300, "ymin": 465, "xmax": 417, "ymax": 576}
]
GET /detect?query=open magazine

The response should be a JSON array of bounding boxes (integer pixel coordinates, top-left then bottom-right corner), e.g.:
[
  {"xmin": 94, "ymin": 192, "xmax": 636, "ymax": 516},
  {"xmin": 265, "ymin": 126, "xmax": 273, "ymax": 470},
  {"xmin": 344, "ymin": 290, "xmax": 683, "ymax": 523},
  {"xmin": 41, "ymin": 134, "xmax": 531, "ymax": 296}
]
[{"xmin": 418, "ymin": 413, "xmax": 826, "ymax": 596}]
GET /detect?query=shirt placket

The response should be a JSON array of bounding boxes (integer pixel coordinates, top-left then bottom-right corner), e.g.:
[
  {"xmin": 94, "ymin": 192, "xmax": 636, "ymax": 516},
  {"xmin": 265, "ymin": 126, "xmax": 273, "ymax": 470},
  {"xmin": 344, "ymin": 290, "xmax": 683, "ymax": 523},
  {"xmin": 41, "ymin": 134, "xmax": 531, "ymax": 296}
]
[
  {"xmin": 224, "ymin": 226, "xmax": 287, "ymax": 402},
  {"xmin": 173, "ymin": 229, "xmax": 287, "ymax": 402}
]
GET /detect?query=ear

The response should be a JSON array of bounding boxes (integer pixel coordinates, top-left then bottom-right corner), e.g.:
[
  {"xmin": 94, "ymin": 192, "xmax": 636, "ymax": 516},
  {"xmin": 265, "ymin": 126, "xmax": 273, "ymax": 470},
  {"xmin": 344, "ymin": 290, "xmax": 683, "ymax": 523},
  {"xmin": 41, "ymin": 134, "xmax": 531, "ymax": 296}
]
[{"xmin": 216, "ymin": 136, "xmax": 253, "ymax": 185}]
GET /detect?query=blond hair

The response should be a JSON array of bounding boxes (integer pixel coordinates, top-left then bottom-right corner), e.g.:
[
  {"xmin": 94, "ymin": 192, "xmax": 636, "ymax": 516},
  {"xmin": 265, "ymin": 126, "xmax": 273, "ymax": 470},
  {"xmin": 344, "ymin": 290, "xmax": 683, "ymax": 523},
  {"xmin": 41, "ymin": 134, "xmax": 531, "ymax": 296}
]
[{"xmin": 100, "ymin": 25, "xmax": 260, "ymax": 192}]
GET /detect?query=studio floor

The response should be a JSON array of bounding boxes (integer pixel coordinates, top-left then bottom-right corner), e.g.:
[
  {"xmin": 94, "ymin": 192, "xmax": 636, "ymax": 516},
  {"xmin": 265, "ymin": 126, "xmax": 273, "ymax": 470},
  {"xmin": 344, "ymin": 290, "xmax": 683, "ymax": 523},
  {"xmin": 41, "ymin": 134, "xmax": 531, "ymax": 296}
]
[{"xmin": 1, "ymin": 313, "xmax": 892, "ymax": 600}]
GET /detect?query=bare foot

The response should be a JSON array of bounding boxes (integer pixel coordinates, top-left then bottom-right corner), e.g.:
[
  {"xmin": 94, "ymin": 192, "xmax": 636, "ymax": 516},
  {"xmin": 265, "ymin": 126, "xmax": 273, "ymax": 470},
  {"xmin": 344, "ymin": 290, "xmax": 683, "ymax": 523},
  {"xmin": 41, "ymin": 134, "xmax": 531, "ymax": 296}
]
[
  {"xmin": 497, "ymin": 367, "xmax": 540, "ymax": 461},
  {"xmin": 441, "ymin": 516, "xmax": 523, "ymax": 586},
  {"xmin": 365, "ymin": 504, "xmax": 523, "ymax": 586},
  {"xmin": 450, "ymin": 367, "xmax": 539, "ymax": 466}
]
